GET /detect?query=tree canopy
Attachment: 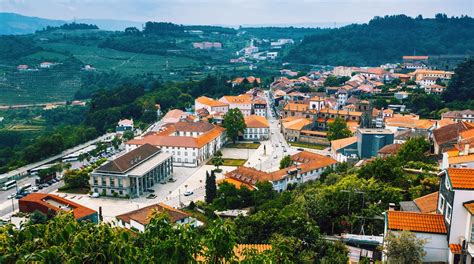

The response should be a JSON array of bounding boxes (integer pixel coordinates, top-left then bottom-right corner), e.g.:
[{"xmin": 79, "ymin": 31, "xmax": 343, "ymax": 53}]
[
  {"xmin": 223, "ymin": 108, "xmax": 246, "ymax": 143},
  {"xmin": 327, "ymin": 117, "xmax": 352, "ymax": 141}
]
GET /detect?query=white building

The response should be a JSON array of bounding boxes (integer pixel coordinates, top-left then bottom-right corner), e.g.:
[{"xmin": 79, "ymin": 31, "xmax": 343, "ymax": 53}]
[
  {"xmin": 195, "ymin": 96, "xmax": 229, "ymax": 115},
  {"xmin": 219, "ymin": 94, "xmax": 253, "ymax": 116},
  {"xmin": 161, "ymin": 109, "xmax": 189, "ymax": 124},
  {"xmin": 244, "ymin": 115, "xmax": 269, "ymax": 140},
  {"xmin": 116, "ymin": 203, "xmax": 202, "ymax": 232},
  {"xmin": 126, "ymin": 121, "xmax": 226, "ymax": 167}
]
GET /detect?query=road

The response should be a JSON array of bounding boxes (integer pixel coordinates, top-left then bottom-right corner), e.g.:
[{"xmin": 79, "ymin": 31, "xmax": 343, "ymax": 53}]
[{"xmin": 0, "ymin": 133, "xmax": 115, "ymax": 183}]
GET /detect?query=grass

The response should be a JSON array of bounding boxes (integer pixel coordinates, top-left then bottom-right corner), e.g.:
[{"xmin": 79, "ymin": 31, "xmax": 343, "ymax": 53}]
[
  {"xmin": 290, "ymin": 142, "xmax": 328, "ymax": 150},
  {"xmin": 206, "ymin": 158, "xmax": 247, "ymax": 166},
  {"xmin": 225, "ymin": 142, "xmax": 261, "ymax": 149}
]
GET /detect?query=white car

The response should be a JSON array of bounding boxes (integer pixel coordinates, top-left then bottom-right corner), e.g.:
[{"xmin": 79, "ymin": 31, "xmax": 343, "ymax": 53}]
[
  {"xmin": 273, "ymin": 155, "xmax": 278, "ymax": 159},
  {"xmin": 89, "ymin": 192, "xmax": 100, "ymax": 198},
  {"xmin": 31, "ymin": 186, "xmax": 39, "ymax": 192},
  {"xmin": 183, "ymin": 190, "xmax": 194, "ymax": 196},
  {"xmin": 7, "ymin": 193, "xmax": 16, "ymax": 199}
]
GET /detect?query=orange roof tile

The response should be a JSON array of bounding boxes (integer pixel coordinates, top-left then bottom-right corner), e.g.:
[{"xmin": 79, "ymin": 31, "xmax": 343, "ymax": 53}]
[
  {"xmin": 116, "ymin": 203, "xmax": 189, "ymax": 225},
  {"xmin": 282, "ymin": 118, "xmax": 312, "ymax": 131},
  {"xmin": 234, "ymin": 244, "xmax": 272, "ymax": 260},
  {"xmin": 196, "ymin": 96, "xmax": 229, "ymax": 107},
  {"xmin": 413, "ymin": 192, "xmax": 438, "ymax": 214},
  {"xmin": 221, "ymin": 94, "xmax": 252, "ymax": 105},
  {"xmin": 463, "ymin": 201, "xmax": 474, "ymax": 215},
  {"xmin": 20, "ymin": 193, "xmax": 96, "ymax": 220},
  {"xmin": 283, "ymin": 103, "xmax": 308, "ymax": 112},
  {"xmin": 449, "ymin": 244, "xmax": 462, "ymax": 254},
  {"xmin": 331, "ymin": 136, "xmax": 357, "ymax": 151},
  {"xmin": 387, "ymin": 211, "xmax": 447, "ymax": 234},
  {"xmin": 448, "ymin": 154, "xmax": 474, "ymax": 165},
  {"xmin": 447, "ymin": 168, "xmax": 474, "ymax": 189},
  {"xmin": 244, "ymin": 115, "xmax": 269, "ymax": 128},
  {"xmin": 217, "ymin": 178, "xmax": 255, "ymax": 190}
]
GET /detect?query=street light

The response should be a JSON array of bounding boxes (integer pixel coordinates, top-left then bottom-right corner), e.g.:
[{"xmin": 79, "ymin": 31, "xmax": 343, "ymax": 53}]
[{"xmin": 258, "ymin": 158, "xmax": 262, "ymax": 170}]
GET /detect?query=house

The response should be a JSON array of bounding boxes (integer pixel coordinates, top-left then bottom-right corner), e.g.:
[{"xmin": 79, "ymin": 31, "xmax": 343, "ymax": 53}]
[
  {"xmin": 442, "ymin": 110, "xmax": 474, "ymax": 123},
  {"xmin": 441, "ymin": 129, "xmax": 474, "ymax": 169},
  {"xmin": 116, "ymin": 119, "xmax": 134, "ymax": 133},
  {"xmin": 19, "ymin": 193, "xmax": 98, "ymax": 223},
  {"xmin": 161, "ymin": 109, "xmax": 188, "ymax": 124},
  {"xmin": 40, "ymin": 62, "xmax": 54, "ymax": 68},
  {"xmin": 433, "ymin": 122, "xmax": 474, "ymax": 155},
  {"xmin": 116, "ymin": 203, "xmax": 202, "ymax": 232},
  {"xmin": 251, "ymin": 96, "xmax": 267, "ymax": 117},
  {"xmin": 195, "ymin": 96, "xmax": 229, "ymax": 115},
  {"xmin": 383, "ymin": 211, "xmax": 449, "ymax": 263},
  {"xmin": 244, "ymin": 115, "xmax": 269, "ymax": 141},
  {"xmin": 377, "ymin": 143, "xmax": 402, "ymax": 158},
  {"xmin": 384, "ymin": 115, "xmax": 435, "ymax": 134},
  {"xmin": 437, "ymin": 168, "xmax": 474, "ymax": 262},
  {"xmin": 356, "ymin": 129, "xmax": 394, "ymax": 159},
  {"xmin": 126, "ymin": 121, "xmax": 226, "ymax": 167},
  {"xmin": 220, "ymin": 94, "xmax": 253, "ymax": 116},
  {"xmin": 17, "ymin": 64, "xmax": 28, "ymax": 71},
  {"xmin": 402, "ymin": 55, "xmax": 429, "ymax": 69},
  {"xmin": 230, "ymin": 76, "xmax": 261, "ymax": 87},
  {"xmin": 410, "ymin": 69, "xmax": 454, "ymax": 82},
  {"xmin": 223, "ymin": 151, "xmax": 337, "ymax": 192},
  {"xmin": 281, "ymin": 118, "xmax": 312, "ymax": 142},
  {"xmin": 400, "ymin": 191, "xmax": 439, "ymax": 214},
  {"xmin": 91, "ymin": 144, "xmax": 173, "ymax": 197},
  {"xmin": 281, "ymin": 103, "xmax": 309, "ymax": 118},
  {"xmin": 330, "ymin": 136, "xmax": 358, "ymax": 162}
]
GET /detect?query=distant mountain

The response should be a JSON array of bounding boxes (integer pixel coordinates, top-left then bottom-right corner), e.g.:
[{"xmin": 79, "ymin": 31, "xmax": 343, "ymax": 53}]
[
  {"xmin": 0, "ymin": 13, "xmax": 144, "ymax": 35},
  {"xmin": 0, "ymin": 13, "xmax": 65, "ymax": 35},
  {"xmin": 286, "ymin": 14, "xmax": 474, "ymax": 66}
]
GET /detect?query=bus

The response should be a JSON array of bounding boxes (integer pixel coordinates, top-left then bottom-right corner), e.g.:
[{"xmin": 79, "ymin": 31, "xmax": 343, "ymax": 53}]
[{"xmin": 1, "ymin": 180, "xmax": 17, "ymax": 191}]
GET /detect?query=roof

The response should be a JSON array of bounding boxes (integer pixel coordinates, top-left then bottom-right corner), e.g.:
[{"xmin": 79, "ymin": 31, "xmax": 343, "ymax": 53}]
[
  {"xmin": 283, "ymin": 103, "xmax": 308, "ymax": 112},
  {"xmin": 413, "ymin": 191, "xmax": 438, "ymax": 214},
  {"xmin": 403, "ymin": 56, "xmax": 429, "ymax": 60},
  {"xmin": 377, "ymin": 143, "xmax": 402, "ymax": 155},
  {"xmin": 234, "ymin": 244, "xmax": 272, "ymax": 260},
  {"xmin": 331, "ymin": 136, "xmax": 357, "ymax": 151},
  {"xmin": 196, "ymin": 96, "xmax": 229, "ymax": 107},
  {"xmin": 385, "ymin": 116, "xmax": 435, "ymax": 130},
  {"xmin": 116, "ymin": 203, "xmax": 189, "ymax": 225},
  {"xmin": 449, "ymin": 244, "xmax": 462, "ymax": 254},
  {"xmin": 221, "ymin": 94, "xmax": 252, "ymax": 105},
  {"xmin": 448, "ymin": 154, "xmax": 474, "ymax": 165},
  {"xmin": 162, "ymin": 109, "xmax": 186, "ymax": 121},
  {"xmin": 357, "ymin": 128, "xmax": 393, "ymax": 135},
  {"xmin": 217, "ymin": 178, "xmax": 255, "ymax": 190},
  {"xmin": 118, "ymin": 119, "xmax": 133, "ymax": 126},
  {"xmin": 292, "ymin": 150, "xmax": 330, "ymax": 163},
  {"xmin": 318, "ymin": 108, "xmax": 363, "ymax": 117},
  {"xmin": 20, "ymin": 193, "xmax": 96, "ymax": 220},
  {"xmin": 244, "ymin": 115, "xmax": 269, "ymax": 128},
  {"xmin": 96, "ymin": 144, "xmax": 160, "ymax": 173},
  {"xmin": 463, "ymin": 201, "xmax": 474, "ymax": 215},
  {"xmin": 282, "ymin": 118, "xmax": 312, "ymax": 131},
  {"xmin": 386, "ymin": 211, "xmax": 447, "ymax": 234},
  {"xmin": 446, "ymin": 168, "xmax": 474, "ymax": 190},
  {"xmin": 399, "ymin": 201, "xmax": 420, "ymax": 212},
  {"xmin": 225, "ymin": 166, "xmax": 274, "ymax": 185},
  {"xmin": 174, "ymin": 121, "xmax": 215, "ymax": 133}
]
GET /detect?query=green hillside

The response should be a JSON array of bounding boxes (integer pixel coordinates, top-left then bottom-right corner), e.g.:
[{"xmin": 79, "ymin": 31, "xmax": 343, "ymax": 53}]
[{"xmin": 286, "ymin": 14, "xmax": 474, "ymax": 66}]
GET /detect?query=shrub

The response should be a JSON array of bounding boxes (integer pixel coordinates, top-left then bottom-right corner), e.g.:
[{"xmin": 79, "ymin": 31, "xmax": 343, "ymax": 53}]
[{"xmin": 101, "ymin": 189, "xmax": 106, "ymax": 196}]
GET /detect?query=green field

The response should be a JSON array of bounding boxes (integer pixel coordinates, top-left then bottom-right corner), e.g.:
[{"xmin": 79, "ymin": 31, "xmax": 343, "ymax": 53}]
[
  {"xmin": 290, "ymin": 142, "xmax": 328, "ymax": 150},
  {"xmin": 207, "ymin": 158, "xmax": 247, "ymax": 166},
  {"xmin": 225, "ymin": 142, "xmax": 261, "ymax": 149}
]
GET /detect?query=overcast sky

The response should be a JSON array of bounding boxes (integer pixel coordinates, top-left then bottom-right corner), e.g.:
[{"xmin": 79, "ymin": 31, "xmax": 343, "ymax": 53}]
[{"xmin": 1, "ymin": 0, "xmax": 473, "ymax": 26}]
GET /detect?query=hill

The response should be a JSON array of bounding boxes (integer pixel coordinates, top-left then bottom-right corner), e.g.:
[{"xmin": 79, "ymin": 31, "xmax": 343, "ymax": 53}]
[
  {"xmin": 0, "ymin": 13, "xmax": 144, "ymax": 35},
  {"xmin": 286, "ymin": 14, "xmax": 474, "ymax": 66}
]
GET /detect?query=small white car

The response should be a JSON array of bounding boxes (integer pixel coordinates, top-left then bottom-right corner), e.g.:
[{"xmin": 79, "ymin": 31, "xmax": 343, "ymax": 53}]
[
  {"xmin": 31, "ymin": 186, "xmax": 39, "ymax": 192},
  {"xmin": 273, "ymin": 155, "xmax": 278, "ymax": 159},
  {"xmin": 89, "ymin": 192, "xmax": 100, "ymax": 198},
  {"xmin": 183, "ymin": 190, "xmax": 194, "ymax": 196},
  {"xmin": 7, "ymin": 193, "xmax": 16, "ymax": 199}
]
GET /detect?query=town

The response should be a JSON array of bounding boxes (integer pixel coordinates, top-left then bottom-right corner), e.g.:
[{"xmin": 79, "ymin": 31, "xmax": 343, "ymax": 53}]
[{"xmin": 1, "ymin": 6, "xmax": 474, "ymax": 264}]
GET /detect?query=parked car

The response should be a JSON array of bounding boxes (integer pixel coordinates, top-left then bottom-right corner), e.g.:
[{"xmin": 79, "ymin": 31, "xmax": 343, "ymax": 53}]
[
  {"xmin": 147, "ymin": 189, "xmax": 155, "ymax": 193},
  {"xmin": 273, "ymin": 155, "xmax": 278, "ymax": 159},
  {"xmin": 31, "ymin": 186, "xmax": 39, "ymax": 192},
  {"xmin": 168, "ymin": 178, "xmax": 177, "ymax": 182},
  {"xmin": 160, "ymin": 181, "xmax": 166, "ymax": 185},
  {"xmin": 89, "ymin": 192, "xmax": 100, "ymax": 198},
  {"xmin": 297, "ymin": 148, "xmax": 304, "ymax": 151},
  {"xmin": 183, "ymin": 190, "xmax": 193, "ymax": 196},
  {"xmin": 7, "ymin": 193, "xmax": 16, "ymax": 199},
  {"xmin": 146, "ymin": 194, "xmax": 157, "ymax": 199},
  {"xmin": 15, "ymin": 194, "xmax": 24, "ymax": 199}
]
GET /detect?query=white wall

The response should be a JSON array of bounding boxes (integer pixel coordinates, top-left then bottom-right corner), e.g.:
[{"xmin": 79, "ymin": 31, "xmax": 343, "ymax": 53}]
[{"xmin": 449, "ymin": 190, "xmax": 474, "ymax": 244}]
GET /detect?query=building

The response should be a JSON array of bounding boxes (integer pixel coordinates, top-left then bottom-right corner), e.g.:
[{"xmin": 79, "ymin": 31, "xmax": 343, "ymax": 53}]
[
  {"xmin": 116, "ymin": 203, "xmax": 202, "ymax": 232},
  {"xmin": 223, "ymin": 151, "xmax": 337, "ymax": 192},
  {"xmin": 195, "ymin": 96, "xmax": 229, "ymax": 115},
  {"xmin": 281, "ymin": 117, "xmax": 312, "ymax": 142},
  {"xmin": 384, "ymin": 211, "xmax": 449, "ymax": 263},
  {"xmin": 356, "ymin": 129, "xmax": 394, "ymax": 159},
  {"xmin": 40, "ymin": 62, "xmax": 54, "ymax": 68},
  {"xmin": 91, "ymin": 144, "xmax": 173, "ymax": 197},
  {"xmin": 251, "ymin": 97, "xmax": 267, "ymax": 117},
  {"xmin": 442, "ymin": 110, "xmax": 474, "ymax": 123},
  {"xmin": 220, "ymin": 94, "xmax": 253, "ymax": 116},
  {"xmin": 384, "ymin": 115, "xmax": 435, "ymax": 134},
  {"xmin": 410, "ymin": 69, "xmax": 454, "ymax": 82},
  {"xmin": 330, "ymin": 136, "xmax": 358, "ymax": 162},
  {"xmin": 433, "ymin": 122, "xmax": 474, "ymax": 155},
  {"xmin": 127, "ymin": 121, "xmax": 226, "ymax": 167},
  {"xmin": 402, "ymin": 55, "xmax": 429, "ymax": 69},
  {"xmin": 437, "ymin": 168, "xmax": 474, "ymax": 262},
  {"xmin": 19, "ymin": 193, "xmax": 98, "ymax": 223},
  {"xmin": 161, "ymin": 109, "xmax": 188, "ymax": 124},
  {"xmin": 244, "ymin": 115, "xmax": 269, "ymax": 140},
  {"xmin": 230, "ymin": 76, "xmax": 261, "ymax": 87},
  {"xmin": 377, "ymin": 143, "xmax": 402, "ymax": 158},
  {"xmin": 116, "ymin": 119, "xmax": 134, "ymax": 133}
]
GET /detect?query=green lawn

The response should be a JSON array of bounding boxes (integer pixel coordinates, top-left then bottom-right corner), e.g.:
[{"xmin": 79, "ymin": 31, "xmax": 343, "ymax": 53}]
[
  {"xmin": 225, "ymin": 142, "xmax": 261, "ymax": 149},
  {"xmin": 207, "ymin": 158, "xmax": 247, "ymax": 166},
  {"xmin": 290, "ymin": 142, "xmax": 328, "ymax": 150}
]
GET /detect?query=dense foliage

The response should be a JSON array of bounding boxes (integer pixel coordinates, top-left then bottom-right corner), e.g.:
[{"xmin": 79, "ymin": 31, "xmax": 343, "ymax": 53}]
[
  {"xmin": 287, "ymin": 14, "xmax": 474, "ymax": 66},
  {"xmin": 443, "ymin": 58, "xmax": 474, "ymax": 103},
  {"xmin": 0, "ymin": 35, "xmax": 41, "ymax": 60}
]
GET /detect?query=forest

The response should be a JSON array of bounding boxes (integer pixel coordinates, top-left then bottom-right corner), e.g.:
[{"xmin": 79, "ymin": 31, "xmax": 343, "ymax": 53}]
[{"xmin": 286, "ymin": 14, "xmax": 474, "ymax": 66}]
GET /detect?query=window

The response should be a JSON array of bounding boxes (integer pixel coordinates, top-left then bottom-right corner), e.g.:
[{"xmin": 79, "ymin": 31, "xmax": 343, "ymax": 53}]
[
  {"xmin": 438, "ymin": 194, "xmax": 445, "ymax": 213},
  {"xmin": 101, "ymin": 177, "xmax": 106, "ymax": 186},
  {"xmin": 445, "ymin": 176, "xmax": 451, "ymax": 190},
  {"xmin": 446, "ymin": 204, "xmax": 452, "ymax": 223},
  {"xmin": 93, "ymin": 177, "xmax": 98, "ymax": 185},
  {"xmin": 110, "ymin": 177, "xmax": 115, "ymax": 187},
  {"xmin": 118, "ymin": 178, "xmax": 123, "ymax": 188},
  {"xmin": 471, "ymin": 222, "xmax": 474, "ymax": 242}
]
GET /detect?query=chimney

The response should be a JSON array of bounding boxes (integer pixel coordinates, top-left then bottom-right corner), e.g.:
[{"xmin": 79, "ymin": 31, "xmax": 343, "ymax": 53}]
[{"xmin": 388, "ymin": 203, "xmax": 396, "ymax": 211}]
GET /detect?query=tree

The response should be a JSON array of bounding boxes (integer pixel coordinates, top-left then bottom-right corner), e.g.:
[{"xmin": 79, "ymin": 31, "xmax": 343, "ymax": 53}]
[
  {"xmin": 29, "ymin": 210, "xmax": 47, "ymax": 225},
  {"xmin": 279, "ymin": 155, "xmax": 293, "ymax": 169},
  {"xmin": 63, "ymin": 169, "xmax": 90, "ymax": 189},
  {"xmin": 122, "ymin": 130, "xmax": 135, "ymax": 141},
  {"xmin": 383, "ymin": 230, "xmax": 426, "ymax": 264},
  {"xmin": 205, "ymin": 170, "xmax": 217, "ymax": 204},
  {"xmin": 223, "ymin": 108, "xmax": 246, "ymax": 143},
  {"xmin": 203, "ymin": 219, "xmax": 237, "ymax": 264},
  {"xmin": 327, "ymin": 117, "xmax": 352, "ymax": 141},
  {"xmin": 397, "ymin": 137, "xmax": 431, "ymax": 163},
  {"xmin": 444, "ymin": 59, "xmax": 474, "ymax": 102},
  {"xmin": 211, "ymin": 151, "xmax": 224, "ymax": 170}
]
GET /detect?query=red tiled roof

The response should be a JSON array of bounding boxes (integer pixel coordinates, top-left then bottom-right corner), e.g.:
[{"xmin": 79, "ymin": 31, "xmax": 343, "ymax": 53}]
[
  {"xmin": 463, "ymin": 201, "xmax": 474, "ymax": 215},
  {"xmin": 433, "ymin": 122, "xmax": 474, "ymax": 146},
  {"xmin": 413, "ymin": 192, "xmax": 438, "ymax": 214},
  {"xmin": 447, "ymin": 168, "xmax": 474, "ymax": 190},
  {"xmin": 387, "ymin": 211, "xmax": 447, "ymax": 234},
  {"xmin": 116, "ymin": 203, "xmax": 189, "ymax": 225},
  {"xmin": 449, "ymin": 244, "xmax": 462, "ymax": 254},
  {"xmin": 96, "ymin": 144, "xmax": 160, "ymax": 173},
  {"xmin": 20, "ymin": 193, "xmax": 96, "ymax": 220}
]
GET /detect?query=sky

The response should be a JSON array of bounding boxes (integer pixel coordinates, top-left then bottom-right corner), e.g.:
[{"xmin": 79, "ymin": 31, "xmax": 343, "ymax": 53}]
[{"xmin": 1, "ymin": 0, "xmax": 473, "ymax": 26}]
